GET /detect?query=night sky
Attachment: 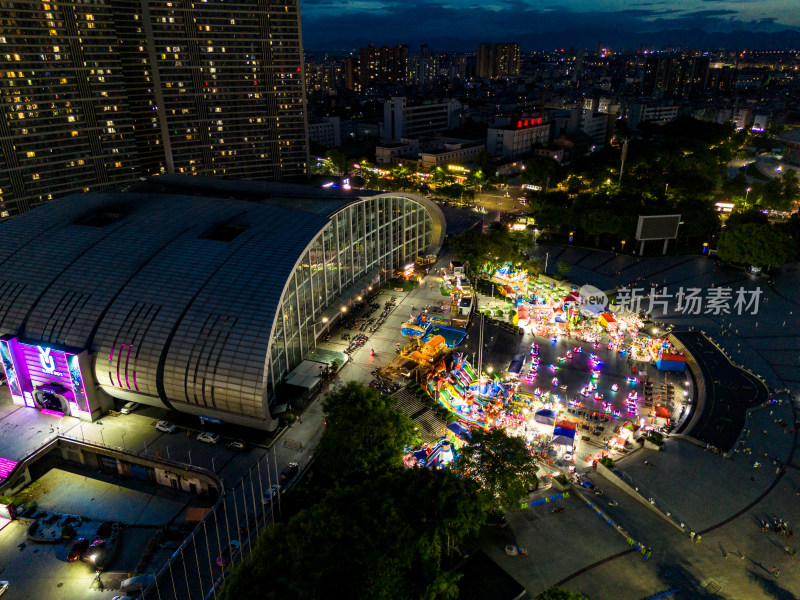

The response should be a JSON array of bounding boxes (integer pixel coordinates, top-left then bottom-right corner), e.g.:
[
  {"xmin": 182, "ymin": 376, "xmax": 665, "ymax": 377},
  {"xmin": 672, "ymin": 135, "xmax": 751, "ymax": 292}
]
[{"xmin": 299, "ymin": 0, "xmax": 800, "ymax": 50}]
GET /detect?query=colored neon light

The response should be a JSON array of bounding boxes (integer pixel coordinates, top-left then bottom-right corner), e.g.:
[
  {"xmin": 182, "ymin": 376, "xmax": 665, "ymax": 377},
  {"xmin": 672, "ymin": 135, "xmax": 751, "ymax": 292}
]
[
  {"xmin": 124, "ymin": 344, "xmax": 132, "ymax": 390},
  {"xmin": 67, "ymin": 354, "xmax": 90, "ymax": 412},
  {"xmin": 37, "ymin": 345, "xmax": 59, "ymax": 375},
  {"xmin": 0, "ymin": 457, "xmax": 18, "ymax": 480},
  {"xmin": 0, "ymin": 340, "xmax": 23, "ymax": 400},
  {"xmin": 40, "ymin": 408, "xmax": 64, "ymax": 417}
]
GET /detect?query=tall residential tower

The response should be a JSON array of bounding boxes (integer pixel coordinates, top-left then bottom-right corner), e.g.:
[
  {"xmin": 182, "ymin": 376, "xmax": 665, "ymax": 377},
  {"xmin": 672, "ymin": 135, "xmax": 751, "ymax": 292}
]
[{"xmin": 0, "ymin": 0, "xmax": 309, "ymax": 218}]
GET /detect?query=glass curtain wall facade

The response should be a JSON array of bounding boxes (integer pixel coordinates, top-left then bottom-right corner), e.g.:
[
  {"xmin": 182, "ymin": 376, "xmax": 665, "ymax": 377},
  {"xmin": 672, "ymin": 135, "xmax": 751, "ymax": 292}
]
[{"xmin": 265, "ymin": 196, "xmax": 433, "ymax": 405}]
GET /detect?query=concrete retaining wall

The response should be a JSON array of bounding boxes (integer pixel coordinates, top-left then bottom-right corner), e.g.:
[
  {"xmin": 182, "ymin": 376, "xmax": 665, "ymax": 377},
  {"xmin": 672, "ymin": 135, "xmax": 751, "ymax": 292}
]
[
  {"xmin": 0, "ymin": 436, "xmax": 221, "ymax": 500},
  {"xmin": 595, "ymin": 462, "xmax": 686, "ymax": 533}
]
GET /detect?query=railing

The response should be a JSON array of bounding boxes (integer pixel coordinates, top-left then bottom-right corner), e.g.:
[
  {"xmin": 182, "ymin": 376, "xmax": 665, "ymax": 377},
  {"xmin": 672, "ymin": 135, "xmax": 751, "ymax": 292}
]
[
  {"xmin": 201, "ymin": 453, "xmax": 316, "ymax": 600},
  {"xmin": 0, "ymin": 435, "xmax": 60, "ymax": 495}
]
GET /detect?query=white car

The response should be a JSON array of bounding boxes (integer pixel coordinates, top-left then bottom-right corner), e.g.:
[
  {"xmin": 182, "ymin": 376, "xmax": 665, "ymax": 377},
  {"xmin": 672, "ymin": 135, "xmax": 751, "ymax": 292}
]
[
  {"xmin": 197, "ymin": 432, "xmax": 221, "ymax": 444},
  {"xmin": 155, "ymin": 420, "xmax": 176, "ymax": 433},
  {"xmin": 0, "ymin": 582, "xmax": 8, "ymax": 598},
  {"xmin": 119, "ymin": 401, "xmax": 139, "ymax": 414}
]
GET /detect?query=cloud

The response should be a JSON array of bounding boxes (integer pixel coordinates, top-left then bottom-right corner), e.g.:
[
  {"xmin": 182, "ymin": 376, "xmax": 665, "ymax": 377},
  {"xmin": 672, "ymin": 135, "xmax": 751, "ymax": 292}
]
[{"xmin": 299, "ymin": 0, "xmax": 800, "ymax": 48}]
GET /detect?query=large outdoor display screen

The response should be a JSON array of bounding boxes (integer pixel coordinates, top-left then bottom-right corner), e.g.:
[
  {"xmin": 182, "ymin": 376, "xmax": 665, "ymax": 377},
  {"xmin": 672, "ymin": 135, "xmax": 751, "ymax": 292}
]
[
  {"xmin": 635, "ymin": 215, "xmax": 681, "ymax": 241},
  {"xmin": 0, "ymin": 337, "xmax": 89, "ymax": 416}
]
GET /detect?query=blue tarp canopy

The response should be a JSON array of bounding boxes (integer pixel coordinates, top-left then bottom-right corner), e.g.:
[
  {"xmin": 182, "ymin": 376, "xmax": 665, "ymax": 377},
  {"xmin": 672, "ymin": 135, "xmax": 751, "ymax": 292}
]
[
  {"xmin": 447, "ymin": 421, "xmax": 472, "ymax": 439},
  {"xmin": 534, "ymin": 409, "xmax": 557, "ymax": 425},
  {"xmin": 507, "ymin": 353, "xmax": 525, "ymax": 375},
  {"xmin": 553, "ymin": 426, "xmax": 577, "ymax": 439}
]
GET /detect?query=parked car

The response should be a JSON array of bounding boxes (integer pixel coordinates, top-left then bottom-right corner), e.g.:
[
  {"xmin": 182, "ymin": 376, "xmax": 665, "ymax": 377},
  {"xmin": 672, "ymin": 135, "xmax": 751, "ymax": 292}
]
[
  {"xmin": 68, "ymin": 537, "xmax": 90, "ymax": 562},
  {"xmin": 119, "ymin": 401, "xmax": 139, "ymax": 415},
  {"xmin": 215, "ymin": 540, "xmax": 241, "ymax": 567},
  {"xmin": 197, "ymin": 432, "xmax": 221, "ymax": 444},
  {"xmin": 0, "ymin": 581, "xmax": 9, "ymax": 597},
  {"xmin": 279, "ymin": 462, "xmax": 299, "ymax": 484},
  {"xmin": 261, "ymin": 483, "xmax": 281, "ymax": 505},
  {"xmin": 238, "ymin": 507, "xmax": 264, "ymax": 535},
  {"xmin": 82, "ymin": 539, "xmax": 106, "ymax": 564},
  {"xmin": 120, "ymin": 575, "xmax": 155, "ymax": 594},
  {"xmin": 111, "ymin": 597, "xmax": 136, "ymax": 600},
  {"xmin": 227, "ymin": 441, "xmax": 247, "ymax": 452},
  {"xmin": 155, "ymin": 420, "xmax": 176, "ymax": 433}
]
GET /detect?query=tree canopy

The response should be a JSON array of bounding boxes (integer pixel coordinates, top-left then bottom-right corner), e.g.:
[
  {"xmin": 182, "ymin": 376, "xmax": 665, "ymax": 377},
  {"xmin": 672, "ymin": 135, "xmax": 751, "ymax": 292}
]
[
  {"xmin": 220, "ymin": 469, "xmax": 486, "ymax": 600},
  {"xmin": 452, "ymin": 428, "xmax": 539, "ymax": 513},
  {"xmin": 448, "ymin": 222, "xmax": 537, "ymax": 276},
  {"xmin": 716, "ymin": 222, "xmax": 797, "ymax": 268},
  {"xmin": 316, "ymin": 381, "xmax": 417, "ymax": 485}
]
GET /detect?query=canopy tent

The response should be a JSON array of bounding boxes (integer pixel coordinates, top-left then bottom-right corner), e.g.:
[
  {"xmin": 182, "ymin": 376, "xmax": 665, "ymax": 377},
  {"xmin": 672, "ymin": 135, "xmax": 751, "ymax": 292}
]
[
  {"xmin": 655, "ymin": 406, "xmax": 671, "ymax": 419},
  {"xmin": 447, "ymin": 421, "xmax": 473, "ymax": 440},
  {"xmin": 534, "ymin": 409, "xmax": 557, "ymax": 426},
  {"xmin": 507, "ymin": 354, "xmax": 525, "ymax": 377},
  {"xmin": 580, "ymin": 304, "xmax": 605, "ymax": 317},
  {"xmin": 552, "ymin": 433, "xmax": 576, "ymax": 447},
  {"xmin": 656, "ymin": 353, "xmax": 687, "ymax": 372},
  {"xmin": 552, "ymin": 419, "xmax": 577, "ymax": 447}
]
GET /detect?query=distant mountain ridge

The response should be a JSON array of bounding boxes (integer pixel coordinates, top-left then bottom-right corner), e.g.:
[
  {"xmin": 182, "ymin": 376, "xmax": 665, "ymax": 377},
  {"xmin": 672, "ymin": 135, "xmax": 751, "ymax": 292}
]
[{"xmin": 306, "ymin": 27, "xmax": 800, "ymax": 52}]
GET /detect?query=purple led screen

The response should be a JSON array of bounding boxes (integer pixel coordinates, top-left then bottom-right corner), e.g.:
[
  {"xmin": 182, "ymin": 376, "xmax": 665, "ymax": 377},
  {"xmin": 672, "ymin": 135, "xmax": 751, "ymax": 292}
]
[{"xmin": 16, "ymin": 343, "xmax": 75, "ymax": 391}]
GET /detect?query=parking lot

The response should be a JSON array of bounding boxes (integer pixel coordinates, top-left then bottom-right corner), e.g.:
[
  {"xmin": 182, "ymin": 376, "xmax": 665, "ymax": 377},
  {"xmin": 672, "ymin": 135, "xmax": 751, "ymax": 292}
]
[{"xmin": 0, "ymin": 519, "xmax": 124, "ymax": 600}]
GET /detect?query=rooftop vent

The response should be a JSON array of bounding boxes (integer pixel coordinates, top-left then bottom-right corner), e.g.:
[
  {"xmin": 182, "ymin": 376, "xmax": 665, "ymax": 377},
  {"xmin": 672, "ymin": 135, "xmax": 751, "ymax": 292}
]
[
  {"xmin": 200, "ymin": 223, "xmax": 248, "ymax": 242},
  {"xmin": 75, "ymin": 209, "xmax": 126, "ymax": 227}
]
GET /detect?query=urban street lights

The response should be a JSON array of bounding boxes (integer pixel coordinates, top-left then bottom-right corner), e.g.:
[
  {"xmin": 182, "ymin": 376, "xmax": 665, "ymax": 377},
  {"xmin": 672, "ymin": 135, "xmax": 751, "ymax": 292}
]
[
  {"xmin": 745, "ymin": 187, "xmax": 751, "ymax": 204},
  {"xmin": 121, "ymin": 432, "xmax": 127, "ymax": 450},
  {"xmin": 99, "ymin": 428, "xmax": 106, "ymax": 447}
]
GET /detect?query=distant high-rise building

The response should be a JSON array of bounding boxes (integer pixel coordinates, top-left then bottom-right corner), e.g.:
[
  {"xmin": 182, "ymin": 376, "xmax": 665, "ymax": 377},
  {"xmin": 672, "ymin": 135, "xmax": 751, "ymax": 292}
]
[
  {"xmin": 0, "ymin": 0, "xmax": 309, "ymax": 218},
  {"xmin": 475, "ymin": 43, "xmax": 520, "ymax": 78},
  {"xmin": 476, "ymin": 43, "xmax": 495, "ymax": 78},
  {"xmin": 344, "ymin": 57, "xmax": 359, "ymax": 91},
  {"xmin": 359, "ymin": 44, "xmax": 408, "ymax": 86},
  {"xmin": 642, "ymin": 53, "xmax": 709, "ymax": 99},
  {"xmin": 493, "ymin": 43, "xmax": 521, "ymax": 77}
]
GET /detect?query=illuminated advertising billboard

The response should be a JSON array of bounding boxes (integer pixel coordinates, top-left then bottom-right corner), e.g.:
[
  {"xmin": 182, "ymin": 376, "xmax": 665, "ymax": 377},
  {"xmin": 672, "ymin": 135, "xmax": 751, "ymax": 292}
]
[{"xmin": 0, "ymin": 337, "xmax": 90, "ymax": 416}]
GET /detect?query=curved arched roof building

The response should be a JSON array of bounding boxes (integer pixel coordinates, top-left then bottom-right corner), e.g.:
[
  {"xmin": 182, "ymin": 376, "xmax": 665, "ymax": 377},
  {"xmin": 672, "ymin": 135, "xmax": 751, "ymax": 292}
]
[{"xmin": 0, "ymin": 176, "xmax": 445, "ymax": 430}]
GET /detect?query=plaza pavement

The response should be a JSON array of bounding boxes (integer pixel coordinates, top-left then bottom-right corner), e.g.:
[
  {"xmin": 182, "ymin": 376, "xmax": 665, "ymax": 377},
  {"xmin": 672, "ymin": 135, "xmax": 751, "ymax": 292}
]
[{"xmin": 516, "ymin": 243, "xmax": 800, "ymax": 598}]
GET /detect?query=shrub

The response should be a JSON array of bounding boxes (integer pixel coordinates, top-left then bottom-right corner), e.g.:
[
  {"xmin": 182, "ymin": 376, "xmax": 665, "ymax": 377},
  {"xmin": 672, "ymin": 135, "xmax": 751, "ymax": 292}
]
[
  {"xmin": 495, "ymin": 309, "xmax": 504, "ymax": 317},
  {"xmin": 554, "ymin": 474, "xmax": 569, "ymax": 485},
  {"xmin": 646, "ymin": 431, "xmax": 664, "ymax": 446},
  {"xmin": 61, "ymin": 524, "xmax": 76, "ymax": 539},
  {"xmin": 598, "ymin": 457, "xmax": 615, "ymax": 469}
]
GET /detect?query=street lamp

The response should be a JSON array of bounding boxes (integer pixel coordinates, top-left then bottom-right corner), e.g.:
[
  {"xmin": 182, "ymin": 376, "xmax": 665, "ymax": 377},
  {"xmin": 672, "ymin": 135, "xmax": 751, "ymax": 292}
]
[
  {"xmin": 745, "ymin": 187, "xmax": 751, "ymax": 203},
  {"xmin": 99, "ymin": 428, "xmax": 106, "ymax": 447},
  {"xmin": 621, "ymin": 240, "xmax": 626, "ymax": 252},
  {"xmin": 121, "ymin": 432, "xmax": 127, "ymax": 450}
]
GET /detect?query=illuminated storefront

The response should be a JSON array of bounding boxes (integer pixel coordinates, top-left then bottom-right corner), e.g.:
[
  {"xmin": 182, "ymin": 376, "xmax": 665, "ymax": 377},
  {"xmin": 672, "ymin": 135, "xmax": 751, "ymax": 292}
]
[{"xmin": 0, "ymin": 337, "xmax": 94, "ymax": 419}]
